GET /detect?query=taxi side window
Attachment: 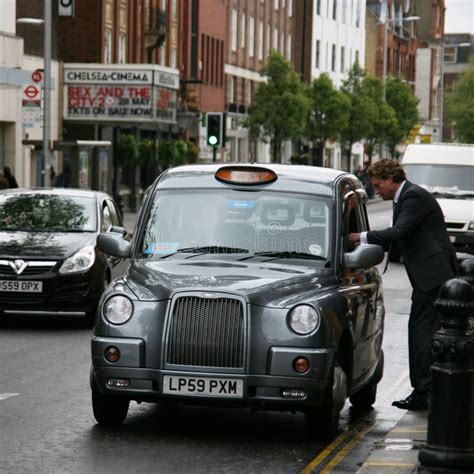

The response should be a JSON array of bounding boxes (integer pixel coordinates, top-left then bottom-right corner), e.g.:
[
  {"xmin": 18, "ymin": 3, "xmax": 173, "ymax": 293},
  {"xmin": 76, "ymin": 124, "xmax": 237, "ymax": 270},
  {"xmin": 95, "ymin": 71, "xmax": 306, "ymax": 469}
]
[
  {"xmin": 102, "ymin": 204, "xmax": 113, "ymax": 232},
  {"xmin": 344, "ymin": 193, "xmax": 367, "ymax": 251}
]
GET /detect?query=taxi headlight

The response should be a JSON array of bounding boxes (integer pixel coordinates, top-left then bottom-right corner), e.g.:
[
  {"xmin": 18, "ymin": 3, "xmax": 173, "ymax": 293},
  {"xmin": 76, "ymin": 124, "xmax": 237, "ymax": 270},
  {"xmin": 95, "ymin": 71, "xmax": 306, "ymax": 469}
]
[
  {"xmin": 469, "ymin": 221, "xmax": 474, "ymax": 230},
  {"xmin": 288, "ymin": 305, "xmax": 321, "ymax": 335},
  {"xmin": 103, "ymin": 295, "xmax": 133, "ymax": 325},
  {"xmin": 59, "ymin": 245, "xmax": 95, "ymax": 274}
]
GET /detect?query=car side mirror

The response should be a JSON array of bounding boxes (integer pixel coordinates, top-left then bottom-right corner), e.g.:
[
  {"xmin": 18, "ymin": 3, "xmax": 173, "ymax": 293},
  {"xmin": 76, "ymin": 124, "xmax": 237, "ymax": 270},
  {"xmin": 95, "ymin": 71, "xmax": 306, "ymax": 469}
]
[
  {"xmin": 98, "ymin": 232, "xmax": 132, "ymax": 258},
  {"xmin": 343, "ymin": 244, "xmax": 384, "ymax": 269}
]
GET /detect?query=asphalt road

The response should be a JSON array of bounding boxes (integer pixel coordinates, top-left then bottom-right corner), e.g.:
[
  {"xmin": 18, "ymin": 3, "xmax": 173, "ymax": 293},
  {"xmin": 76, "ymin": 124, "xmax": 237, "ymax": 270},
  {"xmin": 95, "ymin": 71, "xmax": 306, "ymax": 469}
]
[{"xmin": 0, "ymin": 200, "xmax": 414, "ymax": 473}]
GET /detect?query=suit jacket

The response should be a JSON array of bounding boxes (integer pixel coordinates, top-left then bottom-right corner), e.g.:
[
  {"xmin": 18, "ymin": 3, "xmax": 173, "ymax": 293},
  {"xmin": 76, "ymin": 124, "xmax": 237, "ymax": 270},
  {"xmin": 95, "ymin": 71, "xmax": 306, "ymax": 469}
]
[{"xmin": 367, "ymin": 181, "xmax": 458, "ymax": 292}]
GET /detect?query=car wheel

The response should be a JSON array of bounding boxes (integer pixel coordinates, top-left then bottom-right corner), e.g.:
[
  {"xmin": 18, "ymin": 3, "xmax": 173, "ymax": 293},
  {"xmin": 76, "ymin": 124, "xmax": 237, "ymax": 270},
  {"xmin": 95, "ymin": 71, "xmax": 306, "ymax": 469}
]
[
  {"xmin": 350, "ymin": 350, "xmax": 384, "ymax": 409},
  {"xmin": 305, "ymin": 364, "xmax": 347, "ymax": 440},
  {"xmin": 92, "ymin": 387, "xmax": 129, "ymax": 425}
]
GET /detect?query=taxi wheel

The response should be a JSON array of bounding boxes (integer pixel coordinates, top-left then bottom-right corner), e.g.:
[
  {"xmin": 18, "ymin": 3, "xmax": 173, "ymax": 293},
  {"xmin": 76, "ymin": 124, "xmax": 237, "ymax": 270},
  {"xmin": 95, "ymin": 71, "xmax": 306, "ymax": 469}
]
[
  {"xmin": 305, "ymin": 365, "xmax": 347, "ymax": 440},
  {"xmin": 350, "ymin": 350, "xmax": 384, "ymax": 409},
  {"xmin": 92, "ymin": 389, "xmax": 129, "ymax": 425}
]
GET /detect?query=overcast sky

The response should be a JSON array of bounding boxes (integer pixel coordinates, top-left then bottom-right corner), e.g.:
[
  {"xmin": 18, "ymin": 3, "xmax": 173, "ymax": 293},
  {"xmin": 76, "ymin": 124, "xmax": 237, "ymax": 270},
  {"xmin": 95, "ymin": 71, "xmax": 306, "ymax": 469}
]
[{"xmin": 445, "ymin": 0, "xmax": 474, "ymax": 34}]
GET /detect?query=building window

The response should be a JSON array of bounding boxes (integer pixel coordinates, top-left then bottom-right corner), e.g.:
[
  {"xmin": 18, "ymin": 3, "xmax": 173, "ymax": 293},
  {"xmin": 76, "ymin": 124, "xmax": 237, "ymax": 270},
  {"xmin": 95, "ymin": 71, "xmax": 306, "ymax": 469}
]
[
  {"xmin": 341, "ymin": 0, "xmax": 346, "ymax": 23},
  {"xmin": 332, "ymin": 0, "xmax": 337, "ymax": 20},
  {"xmin": 171, "ymin": 0, "xmax": 177, "ymax": 20},
  {"xmin": 287, "ymin": 34, "xmax": 292, "ymax": 59},
  {"xmin": 266, "ymin": 25, "xmax": 270, "ymax": 55},
  {"xmin": 288, "ymin": 0, "xmax": 292, "ymax": 16},
  {"xmin": 104, "ymin": 29, "xmax": 112, "ymax": 63},
  {"xmin": 356, "ymin": 0, "xmax": 360, "ymax": 27},
  {"xmin": 444, "ymin": 46, "xmax": 457, "ymax": 63},
  {"xmin": 171, "ymin": 47, "xmax": 177, "ymax": 68},
  {"xmin": 316, "ymin": 39, "xmax": 320, "ymax": 68},
  {"xmin": 331, "ymin": 44, "xmax": 336, "ymax": 71},
  {"xmin": 118, "ymin": 33, "xmax": 126, "ymax": 63},
  {"xmin": 340, "ymin": 46, "xmax": 345, "ymax": 72},
  {"xmin": 317, "ymin": 0, "xmax": 321, "ymax": 15},
  {"xmin": 258, "ymin": 21, "xmax": 264, "ymax": 59},
  {"xmin": 274, "ymin": 0, "xmax": 278, "ymax": 9},
  {"xmin": 249, "ymin": 16, "xmax": 255, "ymax": 57},
  {"xmin": 241, "ymin": 14, "xmax": 246, "ymax": 49},
  {"xmin": 273, "ymin": 29, "xmax": 278, "ymax": 50},
  {"xmin": 231, "ymin": 9, "xmax": 238, "ymax": 52},
  {"xmin": 228, "ymin": 75, "xmax": 235, "ymax": 103},
  {"xmin": 355, "ymin": 49, "xmax": 359, "ymax": 65}
]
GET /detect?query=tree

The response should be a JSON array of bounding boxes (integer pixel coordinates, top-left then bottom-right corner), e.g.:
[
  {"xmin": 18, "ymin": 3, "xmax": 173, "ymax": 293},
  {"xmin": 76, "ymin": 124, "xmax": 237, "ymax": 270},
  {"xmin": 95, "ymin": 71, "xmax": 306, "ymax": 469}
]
[
  {"xmin": 117, "ymin": 134, "xmax": 139, "ymax": 167},
  {"xmin": 158, "ymin": 140, "xmax": 198, "ymax": 169},
  {"xmin": 340, "ymin": 62, "xmax": 376, "ymax": 169},
  {"xmin": 361, "ymin": 76, "xmax": 398, "ymax": 163},
  {"xmin": 245, "ymin": 50, "xmax": 309, "ymax": 163},
  {"xmin": 306, "ymin": 73, "xmax": 350, "ymax": 166},
  {"xmin": 384, "ymin": 76, "xmax": 419, "ymax": 156},
  {"xmin": 446, "ymin": 58, "xmax": 474, "ymax": 143}
]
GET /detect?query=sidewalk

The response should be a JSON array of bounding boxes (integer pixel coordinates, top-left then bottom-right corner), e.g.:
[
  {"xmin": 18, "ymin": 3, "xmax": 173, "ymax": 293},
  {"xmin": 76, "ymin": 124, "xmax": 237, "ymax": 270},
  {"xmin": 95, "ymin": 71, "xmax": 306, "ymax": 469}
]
[{"xmin": 358, "ymin": 411, "xmax": 428, "ymax": 473}]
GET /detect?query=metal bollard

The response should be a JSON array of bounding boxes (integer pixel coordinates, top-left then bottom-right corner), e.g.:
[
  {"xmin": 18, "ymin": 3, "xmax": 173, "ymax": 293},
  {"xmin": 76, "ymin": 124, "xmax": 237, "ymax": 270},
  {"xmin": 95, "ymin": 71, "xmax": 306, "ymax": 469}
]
[
  {"xmin": 419, "ymin": 278, "xmax": 474, "ymax": 471},
  {"xmin": 458, "ymin": 258, "xmax": 474, "ymax": 330}
]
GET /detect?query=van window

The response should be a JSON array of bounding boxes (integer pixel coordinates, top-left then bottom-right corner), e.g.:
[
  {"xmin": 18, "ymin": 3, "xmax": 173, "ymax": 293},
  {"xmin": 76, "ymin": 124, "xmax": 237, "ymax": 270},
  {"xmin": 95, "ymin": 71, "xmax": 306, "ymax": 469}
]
[{"xmin": 404, "ymin": 164, "xmax": 474, "ymax": 193}]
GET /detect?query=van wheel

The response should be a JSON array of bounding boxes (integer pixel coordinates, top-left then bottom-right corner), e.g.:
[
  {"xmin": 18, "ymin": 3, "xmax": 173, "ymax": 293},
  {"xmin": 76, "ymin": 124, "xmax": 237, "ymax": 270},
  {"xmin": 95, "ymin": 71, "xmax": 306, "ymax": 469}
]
[
  {"xmin": 305, "ymin": 365, "xmax": 347, "ymax": 440},
  {"xmin": 92, "ymin": 387, "xmax": 129, "ymax": 425},
  {"xmin": 350, "ymin": 351, "xmax": 384, "ymax": 409}
]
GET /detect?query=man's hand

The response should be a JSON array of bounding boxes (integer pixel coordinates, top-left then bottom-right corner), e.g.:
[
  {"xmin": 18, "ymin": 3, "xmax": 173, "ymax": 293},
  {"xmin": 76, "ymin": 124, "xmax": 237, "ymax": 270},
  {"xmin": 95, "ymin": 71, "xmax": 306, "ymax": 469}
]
[{"xmin": 349, "ymin": 233, "xmax": 361, "ymax": 245}]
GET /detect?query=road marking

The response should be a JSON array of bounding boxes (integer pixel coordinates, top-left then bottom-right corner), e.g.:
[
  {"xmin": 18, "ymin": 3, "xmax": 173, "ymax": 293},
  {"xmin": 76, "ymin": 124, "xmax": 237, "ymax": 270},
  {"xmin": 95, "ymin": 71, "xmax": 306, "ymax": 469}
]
[
  {"xmin": 0, "ymin": 393, "xmax": 19, "ymax": 401},
  {"xmin": 362, "ymin": 461, "xmax": 417, "ymax": 467},
  {"xmin": 320, "ymin": 422, "xmax": 376, "ymax": 473},
  {"xmin": 301, "ymin": 416, "xmax": 375, "ymax": 474}
]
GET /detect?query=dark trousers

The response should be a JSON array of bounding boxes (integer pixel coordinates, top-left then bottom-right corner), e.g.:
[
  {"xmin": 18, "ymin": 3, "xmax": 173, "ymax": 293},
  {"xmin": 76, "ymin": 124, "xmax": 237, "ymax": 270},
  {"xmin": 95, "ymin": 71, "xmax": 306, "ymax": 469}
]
[{"xmin": 408, "ymin": 284, "xmax": 441, "ymax": 395}]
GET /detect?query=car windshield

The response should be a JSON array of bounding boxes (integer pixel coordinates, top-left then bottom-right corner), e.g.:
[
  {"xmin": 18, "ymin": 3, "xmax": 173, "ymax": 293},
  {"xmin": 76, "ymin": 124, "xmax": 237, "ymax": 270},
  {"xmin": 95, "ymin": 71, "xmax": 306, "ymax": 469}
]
[
  {"xmin": 0, "ymin": 194, "xmax": 97, "ymax": 232},
  {"xmin": 404, "ymin": 164, "xmax": 474, "ymax": 195},
  {"xmin": 138, "ymin": 190, "xmax": 332, "ymax": 261}
]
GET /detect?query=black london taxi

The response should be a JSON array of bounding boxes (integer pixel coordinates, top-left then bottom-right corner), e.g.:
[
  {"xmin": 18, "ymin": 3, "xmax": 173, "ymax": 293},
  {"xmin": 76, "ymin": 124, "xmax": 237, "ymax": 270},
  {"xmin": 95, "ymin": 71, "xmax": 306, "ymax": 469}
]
[{"xmin": 91, "ymin": 164, "xmax": 385, "ymax": 439}]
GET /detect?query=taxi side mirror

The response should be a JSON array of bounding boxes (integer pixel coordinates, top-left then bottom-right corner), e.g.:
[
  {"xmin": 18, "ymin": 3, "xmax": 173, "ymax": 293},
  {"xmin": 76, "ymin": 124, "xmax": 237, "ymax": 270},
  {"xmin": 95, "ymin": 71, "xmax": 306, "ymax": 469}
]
[
  {"xmin": 343, "ymin": 244, "xmax": 384, "ymax": 269},
  {"xmin": 98, "ymin": 232, "xmax": 132, "ymax": 258}
]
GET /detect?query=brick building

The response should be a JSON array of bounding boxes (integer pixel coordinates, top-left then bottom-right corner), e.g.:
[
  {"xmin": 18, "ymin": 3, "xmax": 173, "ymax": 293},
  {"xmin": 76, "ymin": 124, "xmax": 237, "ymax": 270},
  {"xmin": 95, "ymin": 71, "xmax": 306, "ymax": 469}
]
[{"xmin": 225, "ymin": 0, "xmax": 294, "ymax": 162}]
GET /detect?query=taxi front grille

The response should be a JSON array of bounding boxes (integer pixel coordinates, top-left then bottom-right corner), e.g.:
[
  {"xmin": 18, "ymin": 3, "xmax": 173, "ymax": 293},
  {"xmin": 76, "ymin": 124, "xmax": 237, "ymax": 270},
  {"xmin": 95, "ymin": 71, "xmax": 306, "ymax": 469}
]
[{"xmin": 166, "ymin": 296, "xmax": 244, "ymax": 368}]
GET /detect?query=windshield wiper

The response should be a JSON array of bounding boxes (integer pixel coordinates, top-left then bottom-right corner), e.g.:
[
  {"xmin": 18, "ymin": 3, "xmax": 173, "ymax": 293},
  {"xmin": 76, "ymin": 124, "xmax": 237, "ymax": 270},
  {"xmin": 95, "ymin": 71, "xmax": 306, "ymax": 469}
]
[
  {"xmin": 240, "ymin": 251, "xmax": 326, "ymax": 261},
  {"xmin": 156, "ymin": 246, "xmax": 250, "ymax": 259}
]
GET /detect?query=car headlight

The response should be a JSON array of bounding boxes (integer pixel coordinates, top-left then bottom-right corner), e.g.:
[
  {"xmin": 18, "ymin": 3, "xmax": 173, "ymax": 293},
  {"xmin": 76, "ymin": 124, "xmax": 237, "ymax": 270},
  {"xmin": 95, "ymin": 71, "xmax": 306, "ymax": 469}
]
[
  {"xmin": 469, "ymin": 221, "xmax": 474, "ymax": 230},
  {"xmin": 288, "ymin": 305, "xmax": 321, "ymax": 335},
  {"xmin": 103, "ymin": 295, "xmax": 133, "ymax": 325},
  {"xmin": 59, "ymin": 245, "xmax": 95, "ymax": 274}
]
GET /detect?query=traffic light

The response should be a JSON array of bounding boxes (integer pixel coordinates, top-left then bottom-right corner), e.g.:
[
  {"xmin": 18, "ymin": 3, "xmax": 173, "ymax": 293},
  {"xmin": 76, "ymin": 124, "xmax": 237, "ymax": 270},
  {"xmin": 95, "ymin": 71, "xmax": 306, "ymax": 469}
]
[{"xmin": 206, "ymin": 112, "xmax": 223, "ymax": 147}]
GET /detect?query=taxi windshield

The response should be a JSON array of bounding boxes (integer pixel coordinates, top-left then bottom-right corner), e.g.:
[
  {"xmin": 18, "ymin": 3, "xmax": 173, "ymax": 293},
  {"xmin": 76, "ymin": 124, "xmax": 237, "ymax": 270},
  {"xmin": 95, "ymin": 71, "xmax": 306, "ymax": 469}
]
[{"xmin": 139, "ymin": 190, "xmax": 332, "ymax": 260}]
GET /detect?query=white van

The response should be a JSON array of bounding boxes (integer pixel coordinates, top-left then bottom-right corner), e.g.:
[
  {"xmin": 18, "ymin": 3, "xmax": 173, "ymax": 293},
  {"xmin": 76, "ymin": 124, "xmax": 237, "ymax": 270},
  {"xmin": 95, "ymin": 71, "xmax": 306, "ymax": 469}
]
[{"xmin": 402, "ymin": 143, "xmax": 474, "ymax": 256}]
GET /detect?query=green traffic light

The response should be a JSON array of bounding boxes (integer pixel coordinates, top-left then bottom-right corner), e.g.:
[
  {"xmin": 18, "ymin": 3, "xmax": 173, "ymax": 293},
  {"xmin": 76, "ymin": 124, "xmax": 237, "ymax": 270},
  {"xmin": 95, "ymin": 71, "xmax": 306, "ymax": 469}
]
[{"xmin": 208, "ymin": 136, "xmax": 218, "ymax": 146}]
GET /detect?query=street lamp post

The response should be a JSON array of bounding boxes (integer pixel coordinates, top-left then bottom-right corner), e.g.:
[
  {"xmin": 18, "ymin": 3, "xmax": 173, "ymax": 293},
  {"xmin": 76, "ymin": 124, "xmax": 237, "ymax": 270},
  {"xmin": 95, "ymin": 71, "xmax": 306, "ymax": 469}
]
[{"xmin": 17, "ymin": 0, "xmax": 52, "ymax": 188}]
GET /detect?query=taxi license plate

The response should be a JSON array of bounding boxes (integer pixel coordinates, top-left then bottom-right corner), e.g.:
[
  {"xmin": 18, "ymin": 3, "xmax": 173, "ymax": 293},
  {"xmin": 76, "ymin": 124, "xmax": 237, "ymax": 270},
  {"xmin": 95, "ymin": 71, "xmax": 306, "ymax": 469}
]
[
  {"xmin": 162, "ymin": 375, "xmax": 243, "ymax": 398},
  {"xmin": 0, "ymin": 280, "xmax": 43, "ymax": 293}
]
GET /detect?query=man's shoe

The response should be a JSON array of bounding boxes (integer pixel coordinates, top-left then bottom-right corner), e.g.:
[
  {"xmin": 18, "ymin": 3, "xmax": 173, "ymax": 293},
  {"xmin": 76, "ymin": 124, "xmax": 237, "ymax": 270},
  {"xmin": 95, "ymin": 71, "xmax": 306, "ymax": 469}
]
[{"xmin": 392, "ymin": 393, "xmax": 428, "ymax": 411}]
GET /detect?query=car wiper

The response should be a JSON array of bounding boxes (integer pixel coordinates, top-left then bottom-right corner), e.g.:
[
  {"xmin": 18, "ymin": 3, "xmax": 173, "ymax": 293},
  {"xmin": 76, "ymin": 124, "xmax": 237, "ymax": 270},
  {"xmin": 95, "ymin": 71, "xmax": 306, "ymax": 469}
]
[
  {"xmin": 240, "ymin": 251, "xmax": 326, "ymax": 261},
  {"xmin": 157, "ymin": 246, "xmax": 250, "ymax": 259}
]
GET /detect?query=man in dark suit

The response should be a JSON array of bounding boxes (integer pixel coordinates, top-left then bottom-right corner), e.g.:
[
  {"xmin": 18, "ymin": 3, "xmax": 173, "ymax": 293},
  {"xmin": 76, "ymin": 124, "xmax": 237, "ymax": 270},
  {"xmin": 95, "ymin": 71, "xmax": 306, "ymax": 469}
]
[{"xmin": 349, "ymin": 159, "xmax": 458, "ymax": 410}]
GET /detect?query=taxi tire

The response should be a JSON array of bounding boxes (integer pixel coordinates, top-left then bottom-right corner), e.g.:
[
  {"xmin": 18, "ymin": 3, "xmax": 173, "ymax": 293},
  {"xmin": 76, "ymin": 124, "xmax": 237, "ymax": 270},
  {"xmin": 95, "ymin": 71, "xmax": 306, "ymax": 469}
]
[
  {"xmin": 305, "ymin": 365, "xmax": 346, "ymax": 440},
  {"xmin": 92, "ymin": 389, "xmax": 130, "ymax": 425},
  {"xmin": 349, "ymin": 350, "xmax": 384, "ymax": 409}
]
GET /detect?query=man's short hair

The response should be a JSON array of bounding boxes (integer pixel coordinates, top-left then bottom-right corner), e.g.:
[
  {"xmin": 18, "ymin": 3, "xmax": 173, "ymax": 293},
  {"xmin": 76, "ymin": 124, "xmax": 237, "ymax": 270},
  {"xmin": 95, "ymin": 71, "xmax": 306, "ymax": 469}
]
[{"xmin": 368, "ymin": 159, "xmax": 406, "ymax": 183}]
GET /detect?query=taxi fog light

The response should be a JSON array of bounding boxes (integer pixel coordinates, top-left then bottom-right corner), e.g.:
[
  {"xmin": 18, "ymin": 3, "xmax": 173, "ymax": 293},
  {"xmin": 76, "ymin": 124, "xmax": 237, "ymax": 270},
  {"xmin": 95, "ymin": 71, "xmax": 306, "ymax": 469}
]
[
  {"xmin": 104, "ymin": 346, "xmax": 120, "ymax": 363},
  {"xmin": 293, "ymin": 357, "xmax": 310, "ymax": 374},
  {"xmin": 281, "ymin": 388, "xmax": 307, "ymax": 399},
  {"xmin": 106, "ymin": 378, "xmax": 130, "ymax": 388}
]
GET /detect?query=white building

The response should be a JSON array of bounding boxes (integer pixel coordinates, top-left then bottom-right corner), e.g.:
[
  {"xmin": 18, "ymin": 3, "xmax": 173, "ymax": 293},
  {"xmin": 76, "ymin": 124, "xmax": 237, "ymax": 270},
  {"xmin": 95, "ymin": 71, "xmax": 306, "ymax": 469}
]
[
  {"xmin": 309, "ymin": 0, "xmax": 367, "ymax": 171},
  {"xmin": 0, "ymin": 0, "xmax": 60, "ymax": 187}
]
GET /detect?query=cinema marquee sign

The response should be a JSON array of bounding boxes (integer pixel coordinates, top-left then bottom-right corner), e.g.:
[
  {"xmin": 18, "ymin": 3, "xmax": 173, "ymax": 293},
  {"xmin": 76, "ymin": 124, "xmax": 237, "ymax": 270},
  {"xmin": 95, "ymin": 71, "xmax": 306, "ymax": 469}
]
[{"xmin": 63, "ymin": 64, "xmax": 179, "ymax": 123}]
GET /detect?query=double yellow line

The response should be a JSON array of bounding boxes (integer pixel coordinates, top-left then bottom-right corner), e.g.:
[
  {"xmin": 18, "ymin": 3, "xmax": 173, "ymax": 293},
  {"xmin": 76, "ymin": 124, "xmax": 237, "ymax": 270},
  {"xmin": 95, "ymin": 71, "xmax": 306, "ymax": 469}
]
[{"xmin": 301, "ymin": 416, "xmax": 376, "ymax": 473}]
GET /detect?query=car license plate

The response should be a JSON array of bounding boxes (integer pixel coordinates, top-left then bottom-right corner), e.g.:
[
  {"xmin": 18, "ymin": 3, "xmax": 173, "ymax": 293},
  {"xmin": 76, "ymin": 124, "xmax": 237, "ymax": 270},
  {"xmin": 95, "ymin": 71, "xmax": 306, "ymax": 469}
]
[
  {"xmin": 449, "ymin": 236, "xmax": 456, "ymax": 243},
  {"xmin": 162, "ymin": 375, "xmax": 243, "ymax": 398},
  {"xmin": 0, "ymin": 280, "xmax": 43, "ymax": 293}
]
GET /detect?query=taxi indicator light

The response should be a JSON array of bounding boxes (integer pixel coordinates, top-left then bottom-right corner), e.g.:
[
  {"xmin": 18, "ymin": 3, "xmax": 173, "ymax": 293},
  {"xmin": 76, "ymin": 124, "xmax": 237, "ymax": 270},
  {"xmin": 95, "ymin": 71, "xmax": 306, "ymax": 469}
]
[
  {"xmin": 293, "ymin": 357, "xmax": 310, "ymax": 374},
  {"xmin": 215, "ymin": 166, "xmax": 277, "ymax": 185}
]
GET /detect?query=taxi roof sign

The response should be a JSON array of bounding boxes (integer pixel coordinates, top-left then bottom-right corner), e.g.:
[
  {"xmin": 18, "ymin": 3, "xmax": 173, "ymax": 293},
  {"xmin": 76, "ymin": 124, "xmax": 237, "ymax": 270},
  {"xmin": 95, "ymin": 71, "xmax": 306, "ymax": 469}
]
[{"xmin": 215, "ymin": 166, "xmax": 277, "ymax": 185}]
